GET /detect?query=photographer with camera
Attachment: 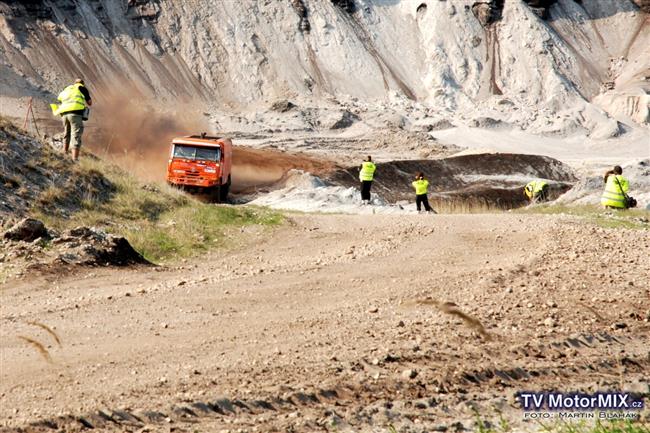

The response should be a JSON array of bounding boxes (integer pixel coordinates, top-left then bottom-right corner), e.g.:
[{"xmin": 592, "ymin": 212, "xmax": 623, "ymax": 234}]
[{"xmin": 601, "ymin": 165, "xmax": 636, "ymax": 209}]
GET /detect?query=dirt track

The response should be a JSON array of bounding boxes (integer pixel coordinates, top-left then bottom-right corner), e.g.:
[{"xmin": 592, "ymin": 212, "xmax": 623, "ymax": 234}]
[{"xmin": 1, "ymin": 213, "xmax": 649, "ymax": 432}]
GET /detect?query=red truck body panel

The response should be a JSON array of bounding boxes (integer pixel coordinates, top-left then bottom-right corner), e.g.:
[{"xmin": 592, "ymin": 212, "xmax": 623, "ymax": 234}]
[{"xmin": 166, "ymin": 136, "xmax": 232, "ymax": 189}]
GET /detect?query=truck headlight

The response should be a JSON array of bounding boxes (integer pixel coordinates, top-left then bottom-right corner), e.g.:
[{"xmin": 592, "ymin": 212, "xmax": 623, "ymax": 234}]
[{"xmin": 204, "ymin": 167, "xmax": 216, "ymax": 173}]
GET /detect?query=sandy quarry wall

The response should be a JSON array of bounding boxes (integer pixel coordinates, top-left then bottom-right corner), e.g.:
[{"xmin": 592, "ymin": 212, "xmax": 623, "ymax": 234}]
[{"xmin": 0, "ymin": 0, "xmax": 648, "ymax": 135}]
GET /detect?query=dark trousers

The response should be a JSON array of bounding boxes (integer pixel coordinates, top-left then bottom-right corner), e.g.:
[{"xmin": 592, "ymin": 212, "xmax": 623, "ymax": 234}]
[
  {"xmin": 416, "ymin": 194, "xmax": 432, "ymax": 212},
  {"xmin": 361, "ymin": 181, "xmax": 372, "ymax": 201}
]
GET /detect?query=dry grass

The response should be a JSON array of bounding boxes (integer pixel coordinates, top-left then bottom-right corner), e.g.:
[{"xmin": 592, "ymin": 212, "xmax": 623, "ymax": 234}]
[
  {"xmin": 429, "ymin": 197, "xmax": 507, "ymax": 214},
  {"xmin": 516, "ymin": 204, "xmax": 649, "ymax": 229},
  {"xmin": 537, "ymin": 419, "xmax": 650, "ymax": 433},
  {"xmin": 36, "ymin": 184, "xmax": 69, "ymax": 207}
]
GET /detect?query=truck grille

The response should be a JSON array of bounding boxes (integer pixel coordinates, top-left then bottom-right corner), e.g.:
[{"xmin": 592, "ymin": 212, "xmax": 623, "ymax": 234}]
[{"xmin": 177, "ymin": 170, "xmax": 205, "ymax": 183}]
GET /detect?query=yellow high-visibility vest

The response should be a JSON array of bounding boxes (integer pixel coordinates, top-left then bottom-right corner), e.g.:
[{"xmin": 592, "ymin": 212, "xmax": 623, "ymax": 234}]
[
  {"xmin": 54, "ymin": 83, "xmax": 87, "ymax": 115},
  {"xmin": 601, "ymin": 175, "xmax": 628, "ymax": 208},
  {"xmin": 412, "ymin": 179, "xmax": 429, "ymax": 195},
  {"xmin": 524, "ymin": 180, "xmax": 548, "ymax": 199},
  {"xmin": 359, "ymin": 161, "xmax": 376, "ymax": 181}
]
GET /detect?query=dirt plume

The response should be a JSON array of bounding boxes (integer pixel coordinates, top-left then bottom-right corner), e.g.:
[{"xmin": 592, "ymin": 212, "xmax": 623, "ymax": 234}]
[
  {"xmin": 87, "ymin": 92, "xmax": 209, "ymax": 182},
  {"xmin": 416, "ymin": 299, "xmax": 492, "ymax": 340},
  {"xmin": 231, "ymin": 147, "xmax": 338, "ymax": 193},
  {"xmin": 85, "ymin": 93, "xmax": 337, "ymax": 189},
  {"xmin": 26, "ymin": 321, "xmax": 62, "ymax": 347}
]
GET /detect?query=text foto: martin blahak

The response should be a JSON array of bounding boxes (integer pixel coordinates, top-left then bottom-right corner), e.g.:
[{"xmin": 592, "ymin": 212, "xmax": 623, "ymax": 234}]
[{"xmin": 518, "ymin": 392, "xmax": 644, "ymax": 420}]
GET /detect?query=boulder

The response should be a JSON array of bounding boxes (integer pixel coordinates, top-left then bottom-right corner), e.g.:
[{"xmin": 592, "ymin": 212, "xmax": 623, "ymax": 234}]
[
  {"xmin": 470, "ymin": 117, "xmax": 510, "ymax": 129},
  {"xmin": 270, "ymin": 100, "xmax": 296, "ymax": 113},
  {"xmin": 330, "ymin": 110, "xmax": 360, "ymax": 130},
  {"xmin": 471, "ymin": 1, "xmax": 504, "ymax": 26},
  {"xmin": 3, "ymin": 218, "xmax": 49, "ymax": 242},
  {"xmin": 56, "ymin": 227, "xmax": 148, "ymax": 266},
  {"xmin": 428, "ymin": 119, "xmax": 455, "ymax": 131}
]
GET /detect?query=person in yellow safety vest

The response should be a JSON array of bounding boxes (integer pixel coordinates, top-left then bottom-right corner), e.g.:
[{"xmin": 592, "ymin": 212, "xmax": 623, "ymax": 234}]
[
  {"xmin": 50, "ymin": 79, "xmax": 92, "ymax": 161},
  {"xmin": 359, "ymin": 155, "xmax": 376, "ymax": 204},
  {"xmin": 412, "ymin": 172, "xmax": 436, "ymax": 213},
  {"xmin": 601, "ymin": 165, "xmax": 632, "ymax": 209},
  {"xmin": 524, "ymin": 180, "xmax": 549, "ymax": 203}
]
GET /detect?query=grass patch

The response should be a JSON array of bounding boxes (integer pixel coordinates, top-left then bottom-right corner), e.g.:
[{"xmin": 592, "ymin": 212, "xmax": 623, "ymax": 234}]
[
  {"xmin": 470, "ymin": 407, "xmax": 649, "ymax": 433},
  {"xmin": 516, "ymin": 204, "xmax": 649, "ymax": 230},
  {"xmin": 122, "ymin": 204, "xmax": 282, "ymax": 262},
  {"xmin": 536, "ymin": 419, "xmax": 650, "ymax": 433},
  {"xmin": 31, "ymin": 156, "xmax": 283, "ymax": 263}
]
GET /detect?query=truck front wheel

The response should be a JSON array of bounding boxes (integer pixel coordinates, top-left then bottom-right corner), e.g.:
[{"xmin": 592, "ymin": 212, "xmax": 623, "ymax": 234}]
[
  {"xmin": 209, "ymin": 185, "xmax": 221, "ymax": 203},
  {"xmin": 219, "ymin": 175, "xmax": 231, "ymax": 202}
]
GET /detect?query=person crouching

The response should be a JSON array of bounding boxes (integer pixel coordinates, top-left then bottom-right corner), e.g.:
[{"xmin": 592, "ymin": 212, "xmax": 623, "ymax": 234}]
[{"xmin": 524, "ymin": 180, "xmax": 549, "ymax": 203}]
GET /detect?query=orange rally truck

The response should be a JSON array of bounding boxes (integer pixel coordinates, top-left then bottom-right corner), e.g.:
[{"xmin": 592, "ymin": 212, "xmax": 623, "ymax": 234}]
[{"xmin": 166, "ymin": 134, "xmax": 232, "ymax": 202}]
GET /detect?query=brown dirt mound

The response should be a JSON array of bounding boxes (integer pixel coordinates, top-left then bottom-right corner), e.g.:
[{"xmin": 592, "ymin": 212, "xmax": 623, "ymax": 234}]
[{"xmin": 327, "ymin": 153, "xmax": 577, "ymax": 208}]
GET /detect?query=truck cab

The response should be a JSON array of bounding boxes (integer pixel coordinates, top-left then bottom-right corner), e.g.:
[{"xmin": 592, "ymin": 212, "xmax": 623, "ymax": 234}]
[{"xmin": 166, "ymin": 134, "xmax": 232, "ymax": 202}]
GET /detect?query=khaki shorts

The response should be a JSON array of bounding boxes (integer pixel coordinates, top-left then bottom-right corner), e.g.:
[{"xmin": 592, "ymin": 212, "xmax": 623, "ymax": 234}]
[{"xmin": 62, "ymin": 113, "xmax": 84, "ymax": 149}]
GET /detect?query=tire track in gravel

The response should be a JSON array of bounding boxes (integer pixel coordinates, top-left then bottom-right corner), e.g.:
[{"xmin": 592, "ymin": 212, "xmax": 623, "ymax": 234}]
[
  {"xmin": 6, "ymin": 332, "xmax": 647, "ymax": 433},
  {"xmin": 1, "ymin": 214, "xmax": 648, "ymax": 432}
]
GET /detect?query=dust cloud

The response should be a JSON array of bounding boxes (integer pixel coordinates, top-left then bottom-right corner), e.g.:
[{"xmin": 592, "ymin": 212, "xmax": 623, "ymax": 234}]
[
  {"xmin": 231, "ymin": 147, "xmax": 337, "ymax": 193},
  {"xmin": 86, "ymin": 93, "xmax": 209, "ymax": 181},
  {"xmin": 84, "ymin": 92, "xmax": 336, "ymax": 191}
]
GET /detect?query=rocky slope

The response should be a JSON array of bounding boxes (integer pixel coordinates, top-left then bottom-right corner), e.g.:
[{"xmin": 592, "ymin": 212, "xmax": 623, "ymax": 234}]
[
  {"xmin": 0, "ymin": 116, "xmax": 114, "ymax": 220},
  {"xmin": 0, "ymin": 0, "xmax": 648, "ymax": 140}
]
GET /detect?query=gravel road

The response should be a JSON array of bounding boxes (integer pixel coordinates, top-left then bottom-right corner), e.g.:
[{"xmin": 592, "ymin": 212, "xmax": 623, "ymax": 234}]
[{"xmin": 1, "ymin": 213, "xmax": 648, "ymax": 432}]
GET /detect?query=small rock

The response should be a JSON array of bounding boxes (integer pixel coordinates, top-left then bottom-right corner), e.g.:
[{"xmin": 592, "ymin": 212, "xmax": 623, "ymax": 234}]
[
  {"xmin": 450, "ymin": 421, "xmax": 464, "ymax": 432},
  {"xmin": 543, "ymin": 317, "xmax": 555, "ymax": 327},
  {"xmin": 397, "ymin": 320, "xmax": 405, "ymax": 327},
  {"xmin": 401, "ymin": 369, "xmax": 417, "ymax": 379},
  {"xmin": 612, "ymin": 322, "xmax": 627, "ymax": 329},
  {"xmin": 161, "ymin": 323, "xmax": 169, "ymax": 329},
  {"xmin": 368, "ymin": 307, "xmax": 379, "ymax": 313},
  {"xmin": 269, "ymin": 99, "xmax": 296, "ymax": 113}
]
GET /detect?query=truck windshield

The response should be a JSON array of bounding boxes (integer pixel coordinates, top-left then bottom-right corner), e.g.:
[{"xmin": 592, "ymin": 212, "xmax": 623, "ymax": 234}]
[{"xmin": 173, "ymin": 145, "xmax": 220, "ymax": 161}]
